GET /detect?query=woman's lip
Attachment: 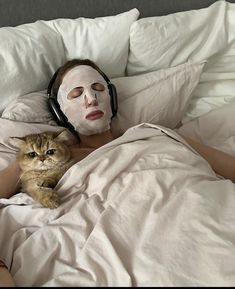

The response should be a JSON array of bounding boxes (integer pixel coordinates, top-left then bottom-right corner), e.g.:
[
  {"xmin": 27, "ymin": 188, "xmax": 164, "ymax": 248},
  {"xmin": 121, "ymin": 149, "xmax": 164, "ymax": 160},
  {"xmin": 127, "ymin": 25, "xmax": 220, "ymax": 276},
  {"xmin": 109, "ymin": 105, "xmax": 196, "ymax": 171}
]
[{"xmin": 85, "ymin": 110, "xmax": 104, "ymax": 120}]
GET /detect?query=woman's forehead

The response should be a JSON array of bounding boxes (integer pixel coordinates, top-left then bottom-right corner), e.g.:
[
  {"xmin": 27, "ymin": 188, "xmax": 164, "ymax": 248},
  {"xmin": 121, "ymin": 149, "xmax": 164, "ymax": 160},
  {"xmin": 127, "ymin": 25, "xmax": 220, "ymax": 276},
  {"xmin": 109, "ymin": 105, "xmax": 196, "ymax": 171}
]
[{"xmin": 63, "ymin": 65, "xmax": 106, "ymax": 85}]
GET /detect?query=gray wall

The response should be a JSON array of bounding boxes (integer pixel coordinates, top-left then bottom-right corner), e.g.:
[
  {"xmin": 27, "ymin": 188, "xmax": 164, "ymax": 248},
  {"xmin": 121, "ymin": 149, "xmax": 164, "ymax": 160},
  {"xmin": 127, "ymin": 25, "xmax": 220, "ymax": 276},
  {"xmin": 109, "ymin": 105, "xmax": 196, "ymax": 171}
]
[{"xmin": 1, "ymin": 0, "xmax": 235, "ymax": 27}]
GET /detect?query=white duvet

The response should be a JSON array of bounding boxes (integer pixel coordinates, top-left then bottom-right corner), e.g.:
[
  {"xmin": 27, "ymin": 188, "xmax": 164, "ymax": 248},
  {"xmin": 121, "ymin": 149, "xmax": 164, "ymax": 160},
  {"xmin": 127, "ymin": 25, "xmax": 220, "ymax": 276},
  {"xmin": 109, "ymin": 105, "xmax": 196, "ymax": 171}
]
[{"xmin": 1, "ymin": 122, "xmax": 235, "ymax": 286}]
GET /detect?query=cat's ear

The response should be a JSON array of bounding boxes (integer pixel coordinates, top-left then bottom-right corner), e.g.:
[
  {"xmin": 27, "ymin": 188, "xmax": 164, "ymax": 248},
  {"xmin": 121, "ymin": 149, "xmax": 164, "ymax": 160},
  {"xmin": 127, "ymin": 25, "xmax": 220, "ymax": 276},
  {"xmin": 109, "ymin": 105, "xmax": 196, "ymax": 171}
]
[
  {"xmin": 9, "ymin": 137, "xmax": 26, "ymax": 148},
  {"xmin": 54, "ymin": 130, "xmax": 73, "ymax": 144}
]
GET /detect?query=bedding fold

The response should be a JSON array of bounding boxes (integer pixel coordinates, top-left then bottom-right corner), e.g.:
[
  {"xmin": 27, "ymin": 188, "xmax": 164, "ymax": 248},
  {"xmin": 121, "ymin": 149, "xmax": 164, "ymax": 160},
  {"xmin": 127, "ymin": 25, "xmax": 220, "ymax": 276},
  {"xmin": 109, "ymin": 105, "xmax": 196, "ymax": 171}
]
[{"xmin": 1, "ymin": 123, "xmax": 235, "ymax": 286}]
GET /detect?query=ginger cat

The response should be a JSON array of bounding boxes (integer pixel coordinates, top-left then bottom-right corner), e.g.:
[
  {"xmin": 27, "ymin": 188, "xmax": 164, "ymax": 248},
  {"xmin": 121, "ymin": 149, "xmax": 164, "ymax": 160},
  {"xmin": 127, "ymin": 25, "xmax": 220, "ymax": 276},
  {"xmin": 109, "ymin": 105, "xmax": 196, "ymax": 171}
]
[{"xmin": 14, "ymin": 130, "xmax": 75, "ymax": 209}]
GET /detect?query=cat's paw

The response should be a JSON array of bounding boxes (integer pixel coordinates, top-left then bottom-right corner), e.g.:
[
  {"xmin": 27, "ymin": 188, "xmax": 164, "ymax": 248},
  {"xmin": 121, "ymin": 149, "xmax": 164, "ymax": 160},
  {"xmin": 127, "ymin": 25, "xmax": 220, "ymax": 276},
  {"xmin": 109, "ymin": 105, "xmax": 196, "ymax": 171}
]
[
  {"xmin": 37, "ymin": 178, "xmax": 57, "ymax": 189},
  {"xmin": 40, "ymin": 191, "xmax": 60, "ymax": 209}
]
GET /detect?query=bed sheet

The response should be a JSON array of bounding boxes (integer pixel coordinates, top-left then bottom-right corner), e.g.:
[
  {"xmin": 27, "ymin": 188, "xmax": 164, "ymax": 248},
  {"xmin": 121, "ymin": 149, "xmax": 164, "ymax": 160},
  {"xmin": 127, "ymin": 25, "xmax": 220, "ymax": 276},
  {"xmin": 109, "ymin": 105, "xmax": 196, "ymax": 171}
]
[{"xmin": 1, "ymin": 123, "xmax": 235, "ymax": 286}]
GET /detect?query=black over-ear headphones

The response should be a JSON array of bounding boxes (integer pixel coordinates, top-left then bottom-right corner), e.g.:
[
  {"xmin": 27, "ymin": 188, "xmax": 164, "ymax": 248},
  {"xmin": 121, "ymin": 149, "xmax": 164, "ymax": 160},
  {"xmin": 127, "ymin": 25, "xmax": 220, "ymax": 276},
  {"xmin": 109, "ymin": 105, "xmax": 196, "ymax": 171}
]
[{"xmin": 47, "ymin": 66, "xmax": 118, "ymax": 130}]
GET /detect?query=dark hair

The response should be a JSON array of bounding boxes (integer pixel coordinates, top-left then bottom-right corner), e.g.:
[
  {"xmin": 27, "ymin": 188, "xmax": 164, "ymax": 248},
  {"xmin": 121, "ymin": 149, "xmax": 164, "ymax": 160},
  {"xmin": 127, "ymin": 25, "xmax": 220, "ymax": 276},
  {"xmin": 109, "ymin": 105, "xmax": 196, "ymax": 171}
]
[{"xmin": 52, "ymin": 58, "xmax": 105, "ymax": 96}]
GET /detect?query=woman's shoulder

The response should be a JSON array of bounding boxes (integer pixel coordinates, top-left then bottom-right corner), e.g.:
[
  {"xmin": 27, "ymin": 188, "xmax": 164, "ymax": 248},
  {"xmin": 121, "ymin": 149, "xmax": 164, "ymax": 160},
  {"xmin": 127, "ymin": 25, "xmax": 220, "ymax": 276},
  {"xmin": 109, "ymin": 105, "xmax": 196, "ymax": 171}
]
[{"xmin": 70, "ymin": 145, "xmax": 95, "ymax": 162}]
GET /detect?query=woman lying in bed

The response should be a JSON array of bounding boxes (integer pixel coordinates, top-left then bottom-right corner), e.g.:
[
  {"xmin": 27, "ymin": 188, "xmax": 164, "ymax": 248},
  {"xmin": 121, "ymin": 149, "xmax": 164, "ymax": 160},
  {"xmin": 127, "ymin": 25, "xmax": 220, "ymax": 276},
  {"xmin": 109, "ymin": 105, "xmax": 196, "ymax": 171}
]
[{"xmin": 1, "ymin": 58, "xmax": 235, "ymax": 200}]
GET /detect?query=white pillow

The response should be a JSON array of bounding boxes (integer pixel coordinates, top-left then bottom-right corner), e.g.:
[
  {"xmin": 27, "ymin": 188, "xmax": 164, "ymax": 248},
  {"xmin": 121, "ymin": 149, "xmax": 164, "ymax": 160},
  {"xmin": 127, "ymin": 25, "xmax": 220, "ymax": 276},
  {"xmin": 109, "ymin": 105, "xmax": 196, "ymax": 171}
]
[
  {"xmin": 127, "ymin": 1, "xmax": 235, "ymax": 123},
  {"xmin": 111, "ymin": 61, "xmax": 205, "ymax": 137},
  {"xmin": 2, "ymin": 90, "xmax": 57, "ymax": 126},
  {"xmin": 127, "ymin": 1, "xmax": 228, "ymax": 75},
  {"xmin": 2, "ymin": 61, "xmax": 205, "ymax": 138},
  {"xmin": 45, "ymin": 8, "xmax": 139, "ymax": 78},
  {"xmin": 0, "ymin": 8, "xmax": 139, "ymax": 114},
  {"xmin": 0, "ymin": 21, "xmax": 65, "ymax": 115}
]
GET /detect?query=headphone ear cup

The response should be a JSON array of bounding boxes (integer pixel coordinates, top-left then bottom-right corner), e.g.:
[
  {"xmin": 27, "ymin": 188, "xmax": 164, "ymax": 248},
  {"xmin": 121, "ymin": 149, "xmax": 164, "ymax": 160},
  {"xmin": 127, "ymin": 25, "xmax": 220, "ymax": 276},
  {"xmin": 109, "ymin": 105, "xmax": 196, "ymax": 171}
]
[
  {"xmin": 48, "ymin": 97, "xmax": 68, "ymax": 127},
  {"xmin": 108, "ymin": 83, "xmax": 118, "ymax": 117}
]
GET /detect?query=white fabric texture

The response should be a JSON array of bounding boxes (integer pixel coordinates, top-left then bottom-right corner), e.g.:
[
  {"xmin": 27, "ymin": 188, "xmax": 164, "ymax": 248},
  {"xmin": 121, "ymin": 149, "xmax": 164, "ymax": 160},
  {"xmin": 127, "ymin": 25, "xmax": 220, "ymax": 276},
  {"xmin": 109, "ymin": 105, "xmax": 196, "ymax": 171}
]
[
  {"xmin": 111, "ymin": 61, "xmax": 205, "ymax": 137},
  {"xmin": 1, "ymin": 90, "xmax": 57, "ymax": 125},
  {"xmin": 0, "ymin": 21, "xmax": 65, "ymax": 114},
  {"xmin": 1, "ymin": 123, "xmax": 235, "ymax": 286},
  {"xmin": 127, "ymin": 1, "xmax": 235, "ymax": 122},
  {"xmin": 176, "ymin": 100, "xmax": 235, "ymax": 156},
  {"xmin": 1, "ymin": 61, "xmax": 205, "ymax": 137},
  {"xmin": 0, "ymin": 8, "xmax": 139, "ymax": 114},
  {"xmin": 45, "ymin": 8, "xmax": 139, "ymax": 78}
]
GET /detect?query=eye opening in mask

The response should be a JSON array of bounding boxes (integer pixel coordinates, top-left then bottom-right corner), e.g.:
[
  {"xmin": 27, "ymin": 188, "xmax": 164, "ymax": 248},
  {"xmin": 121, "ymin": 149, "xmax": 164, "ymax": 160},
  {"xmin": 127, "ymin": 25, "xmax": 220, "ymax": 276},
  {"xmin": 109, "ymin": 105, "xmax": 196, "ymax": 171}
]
[
  {"xmin": 67, "ymin": 82, "xmax": 106, "ymax": 100},
  {"xmin": 67, "ymin": 87, "xmax": 84, "ymax": 99},
  {"xmin": 91, "ymin": 82, "xmax": 105, "ymax": 91}
]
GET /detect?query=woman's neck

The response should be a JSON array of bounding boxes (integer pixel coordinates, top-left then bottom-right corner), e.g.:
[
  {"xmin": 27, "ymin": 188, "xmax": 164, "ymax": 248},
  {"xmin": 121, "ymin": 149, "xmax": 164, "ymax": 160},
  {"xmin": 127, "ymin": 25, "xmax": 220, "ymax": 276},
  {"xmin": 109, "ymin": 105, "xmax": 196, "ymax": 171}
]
[{"xmin": 79, "ymin": 129, "xmax": 114, "ymax": 149}]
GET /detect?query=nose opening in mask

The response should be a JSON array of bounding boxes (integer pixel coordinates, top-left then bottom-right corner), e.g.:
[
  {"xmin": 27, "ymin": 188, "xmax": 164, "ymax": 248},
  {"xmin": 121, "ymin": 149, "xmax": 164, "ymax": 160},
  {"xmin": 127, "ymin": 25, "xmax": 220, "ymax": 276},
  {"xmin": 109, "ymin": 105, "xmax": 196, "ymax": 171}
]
[{"xmin": 84, "ymin": 93, "xmax": 98, "ymax": 107}]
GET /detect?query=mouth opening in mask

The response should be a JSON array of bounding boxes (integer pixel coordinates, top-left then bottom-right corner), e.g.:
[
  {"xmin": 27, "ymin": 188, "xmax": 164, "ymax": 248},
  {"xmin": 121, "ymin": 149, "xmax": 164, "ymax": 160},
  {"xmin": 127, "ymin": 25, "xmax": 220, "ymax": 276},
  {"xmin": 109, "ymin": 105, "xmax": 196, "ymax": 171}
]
[{"xmin": 85, "ymin": 110, "xmax": 104, "ymax": 120}]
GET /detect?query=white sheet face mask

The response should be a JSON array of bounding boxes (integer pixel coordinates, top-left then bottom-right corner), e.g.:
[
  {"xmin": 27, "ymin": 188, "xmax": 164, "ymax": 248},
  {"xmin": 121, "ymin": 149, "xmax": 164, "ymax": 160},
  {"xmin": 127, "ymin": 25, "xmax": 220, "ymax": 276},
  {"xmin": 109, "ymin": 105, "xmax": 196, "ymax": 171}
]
[{"xmin": 57, "ymin": 65, "xmax": 113, "ymax": 136}]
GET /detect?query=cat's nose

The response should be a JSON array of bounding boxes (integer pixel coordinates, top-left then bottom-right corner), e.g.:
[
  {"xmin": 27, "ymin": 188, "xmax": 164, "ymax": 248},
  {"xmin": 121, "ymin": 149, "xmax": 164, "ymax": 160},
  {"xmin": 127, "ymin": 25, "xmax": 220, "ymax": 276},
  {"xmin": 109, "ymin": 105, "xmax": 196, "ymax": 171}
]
[{"xmin": 38, "ymin": 156, "xmax": 46, "ymax": 162}]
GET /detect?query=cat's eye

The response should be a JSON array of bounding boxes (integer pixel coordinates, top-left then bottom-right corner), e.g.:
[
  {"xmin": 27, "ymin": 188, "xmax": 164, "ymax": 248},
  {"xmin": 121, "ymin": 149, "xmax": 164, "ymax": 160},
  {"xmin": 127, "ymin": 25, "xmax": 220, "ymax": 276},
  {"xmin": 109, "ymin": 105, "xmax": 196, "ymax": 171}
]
[
  {"xmin": 46, "ymin": 149, "xmax": 56, "ymax": 155},
  {"xmin": 27, "ymin": 152, "xmax": 37, "ymax": 158}
]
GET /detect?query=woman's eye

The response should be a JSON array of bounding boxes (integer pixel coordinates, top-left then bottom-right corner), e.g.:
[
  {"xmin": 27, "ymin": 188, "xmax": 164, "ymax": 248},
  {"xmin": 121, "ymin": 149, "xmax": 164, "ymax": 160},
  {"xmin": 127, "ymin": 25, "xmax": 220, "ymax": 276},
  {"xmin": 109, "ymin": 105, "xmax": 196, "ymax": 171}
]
[
  {"xmin": 92, "ymin": 83, "xmax": 105, "ymax": 91},
  {"xmin": 46, "ymin": 149, "xmax": 56, "ymax": 155},
  {"xmin": 68, "ymin": 87, "xmax": 84, "ymax": 99},
  {"xmin": 27, "ymin": 152, "xmax": 37, "ymax": 158}
]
